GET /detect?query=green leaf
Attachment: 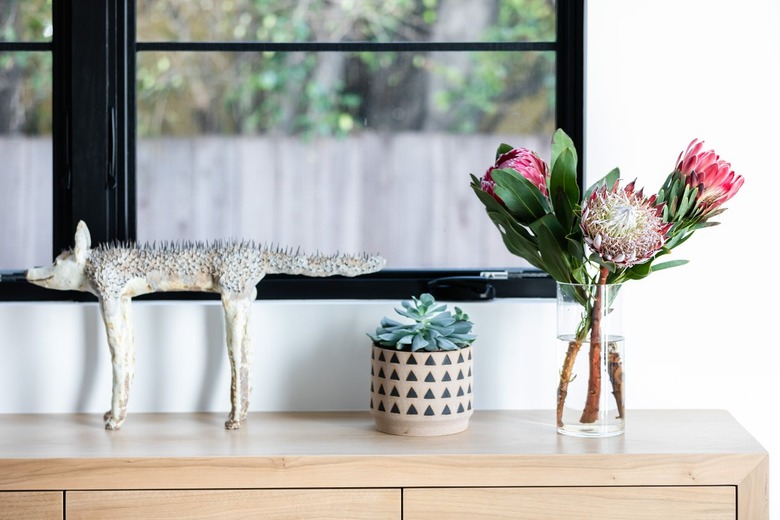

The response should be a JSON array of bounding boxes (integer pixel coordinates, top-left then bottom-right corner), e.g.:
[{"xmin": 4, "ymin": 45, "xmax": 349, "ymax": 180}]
[
  {"xmin": 411, "ymin": 334, "xmax": 428, "ymax": 351},
  {"xmin": 622, "ymin": 261, "xmax": 653, "ymax": 281},
  {"xmin": 487, "ymin": 211, "xmax": 545, "ymax": 270},
  {"xmin": 471, "ymin": 182, "xmax": 547, "ymax": 270},
  {"xmin": 549, "ymin": 148, "xmax": 579, "ymax": 230},
  {"xmin": 551, "ymin": 128, "xmax": 577, "ymax": 172},
  {"xmin": 435, "ymin": 337, "xmax": 459, "ymax": 351},
  {"xmin": 584, "ymin": 167, "xmax": 620, "ymax": 201},
  {"xmin": 650, "ymin": 259, "xmax": 689, "ymax": 271},
  {"xmin": 495, "ymin": 143, "xmax": 514, "ymax": 160},
  {"xmin": 529, "ymin": 214, "xmax": 572, "ymax": 282},
  {"xmin": 491, "ymin": 168, "xmax": 549, "ymax": 222}
]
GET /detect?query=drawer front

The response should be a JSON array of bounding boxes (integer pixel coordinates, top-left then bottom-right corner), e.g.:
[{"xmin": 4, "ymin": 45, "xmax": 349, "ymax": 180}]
[
  {"xmin": 67, "ymin": 489, "xmax": 400, "ymax": 520},
  {"xmin": 404, "ymin": 487, "xmax": 735, "ymax": 519},
  {"xmin": 0, "ymin": 491, "xmax": 63, "ymax": 520}
]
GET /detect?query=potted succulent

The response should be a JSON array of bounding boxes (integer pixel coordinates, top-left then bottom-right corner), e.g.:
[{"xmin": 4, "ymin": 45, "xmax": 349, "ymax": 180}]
[{"xmin": 367, "ymin": 293, "xmax": 477, "ymax": 436}]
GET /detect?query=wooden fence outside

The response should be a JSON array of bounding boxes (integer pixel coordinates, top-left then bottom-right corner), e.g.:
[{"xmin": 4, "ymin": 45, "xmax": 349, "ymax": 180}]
[{"xmin": 2, "ymin": 133, "xmax": 547, "ymax": 270}]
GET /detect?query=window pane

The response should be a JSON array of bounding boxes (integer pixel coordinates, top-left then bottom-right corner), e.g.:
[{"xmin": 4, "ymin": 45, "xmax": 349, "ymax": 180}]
[
  {"xmin": 0, "ymin": 51, "xmax": 52, "ymax": 270},
  {"xmin": 136, "ymin": 50, "xmax": 554, "ymax": 268},
  {"xmin": 136, "ymin": 0, "xmax": 556, "ymax": 43},
  {"xmin": 0, "ymin": 1, "xmax": 53, "ymax": 42}
]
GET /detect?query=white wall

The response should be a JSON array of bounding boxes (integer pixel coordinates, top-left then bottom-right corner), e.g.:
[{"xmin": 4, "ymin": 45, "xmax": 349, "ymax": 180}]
[
  {"xmin": 0, "ymin": 0, "xmax": 776, "ymax": 511},
  {"xmin": 0, "ymin": 300, "xmax": 554, "ymax": 414},
  {"xmin": 586, "ymin": 0, "xmax": 780, "ymax": 511}
]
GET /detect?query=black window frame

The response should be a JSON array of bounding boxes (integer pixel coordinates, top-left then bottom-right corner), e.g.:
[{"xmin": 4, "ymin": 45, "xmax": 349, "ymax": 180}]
[{"xmin": 1, "ymin": 0, "xmax": 584, "ymax": 302}]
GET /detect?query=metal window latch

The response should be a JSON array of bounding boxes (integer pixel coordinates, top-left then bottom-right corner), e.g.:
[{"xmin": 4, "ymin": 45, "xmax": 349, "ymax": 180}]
[
  {"xmin": 0, "ymin": 271, "xmax": 28, "ymax": 283},
  {"xmin": 427, "ymin": 276, "xmax": 495, "ymax": 301},
  {"xmin": 428, "ymin": 269, "xmax": 549, "ymax": 301}
]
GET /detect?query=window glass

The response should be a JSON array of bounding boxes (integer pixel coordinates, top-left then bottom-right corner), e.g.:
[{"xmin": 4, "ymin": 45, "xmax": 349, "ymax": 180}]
[
  {"xmin": 0, "ymin": 1, "xmax": 53, "ymax": 42},
  {"xmin": 136, "ymin": 49, "xmax": 555, "ymax": 268},
  {"xmin": 0, "ymin": 17, "xmax": 53, "ymax": 271},
  {"xmin": 136, "ymin": 0, "xmax": 556, "ymax": 44}
]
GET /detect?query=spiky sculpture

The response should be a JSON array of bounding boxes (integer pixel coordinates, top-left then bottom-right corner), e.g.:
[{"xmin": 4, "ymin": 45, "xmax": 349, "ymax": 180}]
[{"xmin": 26, "ymin": 221, "xmax": 385, "ymax": 430}]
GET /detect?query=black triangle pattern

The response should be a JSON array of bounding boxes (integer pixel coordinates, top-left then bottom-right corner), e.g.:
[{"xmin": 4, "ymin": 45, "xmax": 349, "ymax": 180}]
[{"xmin": 372, "ymin": 348, "xmax": 475, "ymax": 420}]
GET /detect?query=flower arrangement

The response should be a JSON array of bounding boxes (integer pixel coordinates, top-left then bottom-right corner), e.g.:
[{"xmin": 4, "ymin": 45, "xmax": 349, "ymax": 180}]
[{"xmin": 470, "ymin": 129, "xmax": 744, "ymax": 428}]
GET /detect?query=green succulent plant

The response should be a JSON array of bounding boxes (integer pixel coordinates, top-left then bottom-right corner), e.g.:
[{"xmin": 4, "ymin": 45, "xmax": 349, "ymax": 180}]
[{"xmin": 368, "ymin": 293, "xmax": 476, "ymax": 352}]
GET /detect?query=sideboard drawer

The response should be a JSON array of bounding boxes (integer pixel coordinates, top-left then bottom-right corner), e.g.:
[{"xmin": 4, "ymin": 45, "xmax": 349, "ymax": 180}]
[
  {"xmin": 404, "ymin": 486, "xmax": 735, "ymax": 519},
  {"xmin": 0, "ymin": 491, "xmax": 63, "ymax": 520},
  {"xmin": 66, "ymin": 489, "xmax": 400, "ymax": 520}
]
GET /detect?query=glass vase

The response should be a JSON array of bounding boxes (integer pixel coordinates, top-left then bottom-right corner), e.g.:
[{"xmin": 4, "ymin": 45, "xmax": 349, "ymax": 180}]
[{"xmin": 556, "ymin": 282, "xmax": 625, "ymax": 437}]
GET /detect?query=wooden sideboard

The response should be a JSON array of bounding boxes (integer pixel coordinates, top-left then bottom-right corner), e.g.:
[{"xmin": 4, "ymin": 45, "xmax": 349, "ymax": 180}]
[{"xmin": 0, "ymin": 410, "xmax": 768, "ymax": 519}]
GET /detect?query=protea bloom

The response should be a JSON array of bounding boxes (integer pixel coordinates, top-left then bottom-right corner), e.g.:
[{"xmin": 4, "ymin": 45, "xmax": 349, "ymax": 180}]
[
  {"xmin": 675, "ymin": 139, "xmax": 744, "ymax": 219},
  {"xmin": 581, "ymin": 180, "xmax": 672, "ymax": 268},
  {"xmin": 480, "ymin": 147, "xmax": 550, "ymax": 202}
]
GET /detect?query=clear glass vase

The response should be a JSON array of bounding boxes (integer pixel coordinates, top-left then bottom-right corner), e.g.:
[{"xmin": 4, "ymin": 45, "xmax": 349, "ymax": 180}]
[{"xmin": 556, "ymin": 282, "xmax": 625, "ymax": 437}]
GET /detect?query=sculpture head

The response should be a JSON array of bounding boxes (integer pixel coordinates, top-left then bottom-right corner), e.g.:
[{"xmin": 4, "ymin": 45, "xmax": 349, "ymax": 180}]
[{"xmin": 26, "ymin": 220, "xmax": 94, "ymax": 293}]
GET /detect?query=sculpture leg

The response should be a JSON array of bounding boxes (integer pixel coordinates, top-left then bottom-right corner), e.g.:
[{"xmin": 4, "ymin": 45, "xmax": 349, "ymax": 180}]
[
  {"xmin": 221, "ymin": 290, "xmax": 255, "ymax": 430},
  {"xmin": 100, "ymin": 297, "xmax": 136, "ymax": 430}
]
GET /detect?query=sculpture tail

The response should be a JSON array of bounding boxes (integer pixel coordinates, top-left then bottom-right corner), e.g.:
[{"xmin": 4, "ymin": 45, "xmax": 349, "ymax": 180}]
[{"xmin": 267, "ymin": 250, "xmax": 386, "ymax": 277}]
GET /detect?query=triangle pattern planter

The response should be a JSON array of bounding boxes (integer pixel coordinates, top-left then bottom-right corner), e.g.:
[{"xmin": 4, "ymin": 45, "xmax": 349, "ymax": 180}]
[{"xmin": 369, "ymin": 344, "xmax": 473, "ymax": 436}]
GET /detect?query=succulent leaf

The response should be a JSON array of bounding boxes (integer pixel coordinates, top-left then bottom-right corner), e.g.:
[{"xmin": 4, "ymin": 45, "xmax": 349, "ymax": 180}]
[{"xmin": 368, "ymin": 293, "xmax": 476, "ymax": 352}]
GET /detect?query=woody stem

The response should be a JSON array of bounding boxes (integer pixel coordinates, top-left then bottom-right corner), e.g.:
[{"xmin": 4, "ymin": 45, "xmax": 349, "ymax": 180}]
[
  {"xmin": 580, "ymin": 266, "xmax": 609, "ymax": 424},
  {"xmin": 556, "ymin": 338, "xmax": 582, "ymax": 428}
]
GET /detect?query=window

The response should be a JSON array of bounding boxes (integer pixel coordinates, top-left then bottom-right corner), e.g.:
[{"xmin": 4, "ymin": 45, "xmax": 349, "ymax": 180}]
[
  {"xmin": 0, "ymin": 0, "xmax": 583, "ymax": 301},
  {"xmin": 0, "ymin": 1, "xmax": 53, "ymax": 272}
]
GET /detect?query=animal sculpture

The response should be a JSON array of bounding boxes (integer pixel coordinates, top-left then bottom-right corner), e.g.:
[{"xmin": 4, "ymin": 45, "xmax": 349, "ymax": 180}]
[{"xmin": 26, "ymin": 221, "xmax": 385, "ymax": 430}]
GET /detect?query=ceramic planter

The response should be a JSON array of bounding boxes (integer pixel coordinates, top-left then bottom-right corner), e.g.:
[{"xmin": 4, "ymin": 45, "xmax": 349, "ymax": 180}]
[{"xmin": 369, "ymin": 344, "xmax": 473, "ymax": 436}]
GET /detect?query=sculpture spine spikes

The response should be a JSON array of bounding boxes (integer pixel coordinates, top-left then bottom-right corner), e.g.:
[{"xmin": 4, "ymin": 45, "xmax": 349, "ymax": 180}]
[{"xmin": 82, "ymin": 239, "xmax": 385, "ymax": 299}]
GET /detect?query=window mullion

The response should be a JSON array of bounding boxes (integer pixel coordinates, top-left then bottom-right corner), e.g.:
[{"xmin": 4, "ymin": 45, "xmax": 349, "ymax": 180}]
[
  {"xmin": 556, "ymin": 0, "xmax": 585, "ymax": 187},
  {"xmin": 53, "ymin": 0, "xmax": 128, "ymax": 253}
]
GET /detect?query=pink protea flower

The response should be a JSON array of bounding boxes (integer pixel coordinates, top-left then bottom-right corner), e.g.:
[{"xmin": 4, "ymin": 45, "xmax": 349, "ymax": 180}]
[
  {"xmin": 676, "ymin": 139, "xmax": 744, "ymax": 218},
  {"xmin": 581, "ymin": 180, "xmax": 673, "ymax": 268},
  {"xmin": 480, "ymin": 147, "xmax": 550, "ymax": 203}
]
